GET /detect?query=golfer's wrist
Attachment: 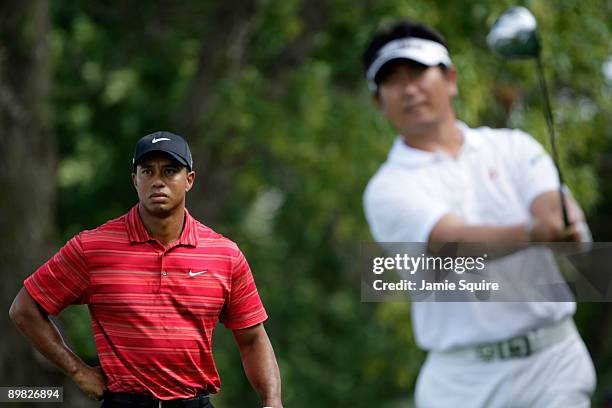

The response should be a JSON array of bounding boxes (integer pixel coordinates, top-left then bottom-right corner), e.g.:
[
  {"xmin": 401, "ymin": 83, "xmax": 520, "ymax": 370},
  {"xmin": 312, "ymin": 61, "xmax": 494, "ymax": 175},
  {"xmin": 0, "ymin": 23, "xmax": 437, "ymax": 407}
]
[
  {"xmin": 524, "ymin": 218, "xmax": 536, "ymax": 242},
  {"xmin": 262, "ymin": 402, "xmax": 283, "ymax": 408},
  {"xmin": 65, "ymin": 355, "xmax": 89, "ymax": 378},
  {"xmin": 262, "ymin": 398, "xmax": 283, "ymax": 408}
]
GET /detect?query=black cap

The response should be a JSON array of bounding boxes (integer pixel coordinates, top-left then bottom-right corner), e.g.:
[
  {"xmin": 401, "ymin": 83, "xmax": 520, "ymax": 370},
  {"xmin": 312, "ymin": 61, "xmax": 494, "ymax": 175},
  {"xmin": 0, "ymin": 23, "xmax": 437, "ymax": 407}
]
[{"xmin": 133, "ymin": 131, "xmax": 193, "ymax": 171}]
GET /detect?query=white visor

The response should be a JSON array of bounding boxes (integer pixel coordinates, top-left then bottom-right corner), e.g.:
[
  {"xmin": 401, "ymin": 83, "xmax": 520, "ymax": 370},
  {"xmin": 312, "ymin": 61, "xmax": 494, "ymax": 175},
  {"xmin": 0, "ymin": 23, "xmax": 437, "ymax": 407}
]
[{"xmin": 366, "ymin": 37, "xmax": 452, "ymax": 92}]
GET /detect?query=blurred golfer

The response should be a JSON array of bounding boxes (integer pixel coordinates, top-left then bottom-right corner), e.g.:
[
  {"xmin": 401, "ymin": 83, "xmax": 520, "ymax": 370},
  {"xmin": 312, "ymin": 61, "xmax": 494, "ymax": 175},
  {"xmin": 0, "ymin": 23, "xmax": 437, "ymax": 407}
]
[
  {"xmin": 10, "ymin": 132, "xmax": 282, "ymax": 408},
  {"xmin": 362, "ymin": 20, "xmax": 595, "ymax": 407}
]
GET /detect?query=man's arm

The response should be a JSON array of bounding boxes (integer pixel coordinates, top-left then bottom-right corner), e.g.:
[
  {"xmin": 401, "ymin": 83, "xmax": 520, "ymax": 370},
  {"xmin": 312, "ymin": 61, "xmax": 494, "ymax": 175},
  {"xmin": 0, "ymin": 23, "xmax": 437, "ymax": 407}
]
[
  {"xmin": 530, "ymin": 190, "xmax": 583, "ymax": 221},
  {"xmin": 427, "ymin": 190, "xmax": 586, "ymax": 260},
  {"xmin": 429, "ymin": 214, "xmax": 530, "ymax": 244},
  {"xmin": 232, "ymin": 323, "xmax": 282, "ymax": 408},
  {"xmin": 9, "ymin": 287, "xmax": 107, "ymax": 400},
  {"xmin": 430, "ymin": 191, "xmax": 583, "ymax": 245},
  {"xmin": 532, "ymin": 190, "xmax": 591, "ymax": 241}
]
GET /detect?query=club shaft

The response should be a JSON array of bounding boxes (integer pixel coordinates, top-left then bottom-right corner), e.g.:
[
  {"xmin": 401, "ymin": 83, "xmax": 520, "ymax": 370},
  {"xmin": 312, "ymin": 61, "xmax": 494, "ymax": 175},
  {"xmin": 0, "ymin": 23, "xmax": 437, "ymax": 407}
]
[{"xmin": 535, "ymin": 56, "xmax": 570, "ymax": 227}]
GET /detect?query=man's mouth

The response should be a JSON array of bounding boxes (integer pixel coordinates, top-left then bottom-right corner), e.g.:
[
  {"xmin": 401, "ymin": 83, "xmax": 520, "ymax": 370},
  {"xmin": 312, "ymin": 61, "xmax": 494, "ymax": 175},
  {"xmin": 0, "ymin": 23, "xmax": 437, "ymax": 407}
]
[
  {"xmin": 404, "ymin": 101, "xmax": 426, "ymax": 111},
  {"xmin": 150, "ymin": 193, "xmax": 168, "ymax": 202}
]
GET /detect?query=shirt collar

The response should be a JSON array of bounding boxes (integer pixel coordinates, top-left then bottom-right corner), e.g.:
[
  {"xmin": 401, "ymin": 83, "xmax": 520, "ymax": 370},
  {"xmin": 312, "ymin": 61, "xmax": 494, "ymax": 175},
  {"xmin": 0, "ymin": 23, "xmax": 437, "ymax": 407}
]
[
  {"xmin": 126, "ymin": 204, "xmax": 198, "ymax": 247},
  {"xmin": 387, "ymin": 121, "xmax": 482, "ymax": 168}
]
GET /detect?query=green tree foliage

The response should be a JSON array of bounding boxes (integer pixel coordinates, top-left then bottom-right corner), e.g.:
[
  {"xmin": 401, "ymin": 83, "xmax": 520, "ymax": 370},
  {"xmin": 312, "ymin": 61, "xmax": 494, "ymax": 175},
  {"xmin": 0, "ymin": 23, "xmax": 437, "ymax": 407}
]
[{"xmin": 46, "ymin": 0, "xmax": 612, "ymax": 406}]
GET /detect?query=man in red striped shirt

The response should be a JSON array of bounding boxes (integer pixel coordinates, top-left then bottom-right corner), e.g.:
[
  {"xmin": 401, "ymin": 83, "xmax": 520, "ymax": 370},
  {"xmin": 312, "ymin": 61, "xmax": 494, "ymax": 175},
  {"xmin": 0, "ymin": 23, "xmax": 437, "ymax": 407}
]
[{"xmin": 9, "ymin": 131, "xmax": 283, "ymax": 408}]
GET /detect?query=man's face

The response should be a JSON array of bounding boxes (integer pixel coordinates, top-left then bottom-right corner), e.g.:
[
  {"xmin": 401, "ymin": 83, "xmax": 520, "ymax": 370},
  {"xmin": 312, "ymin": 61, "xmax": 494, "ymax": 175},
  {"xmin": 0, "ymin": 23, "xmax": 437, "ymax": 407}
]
[
  {"xmin": 132, "ymin": 151, "xmax": 195, "ymax": 216},
  {"xmin": 375, "ymin": 60, "xmax": 457, "ymax": 135}
]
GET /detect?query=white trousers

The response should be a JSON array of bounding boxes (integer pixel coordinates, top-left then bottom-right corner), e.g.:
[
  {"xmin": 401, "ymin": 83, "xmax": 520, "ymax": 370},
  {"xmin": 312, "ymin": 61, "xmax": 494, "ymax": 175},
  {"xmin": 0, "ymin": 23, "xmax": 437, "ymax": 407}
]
[{"xmin": 415, "ymin": 331, "xmax": 596, "ymax": 408}]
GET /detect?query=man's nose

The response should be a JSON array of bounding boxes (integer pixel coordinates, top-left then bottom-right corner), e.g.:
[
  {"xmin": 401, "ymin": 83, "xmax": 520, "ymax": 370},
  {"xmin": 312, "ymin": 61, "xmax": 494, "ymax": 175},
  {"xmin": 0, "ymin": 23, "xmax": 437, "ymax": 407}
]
[
  {"xmin": 151, "ymin": 171, "xmax": 165, "ymax": 187},
  {"xmin": 401, "ymin": 77, "xmax": 420, "ymax": 95}
]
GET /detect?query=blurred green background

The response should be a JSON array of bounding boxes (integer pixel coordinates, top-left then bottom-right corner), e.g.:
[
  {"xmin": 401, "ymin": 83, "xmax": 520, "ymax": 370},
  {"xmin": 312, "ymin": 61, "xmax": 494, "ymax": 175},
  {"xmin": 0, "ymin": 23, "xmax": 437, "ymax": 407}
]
[{"xmin": 2, "ymin": 0, "xmax": 612, "ymax": 407}]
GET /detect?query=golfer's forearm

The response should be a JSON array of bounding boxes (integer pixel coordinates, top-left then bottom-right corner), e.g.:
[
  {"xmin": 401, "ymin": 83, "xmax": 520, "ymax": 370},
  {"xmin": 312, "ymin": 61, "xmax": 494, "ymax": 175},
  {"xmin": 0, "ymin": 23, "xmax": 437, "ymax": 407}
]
[
  {"xmin": 428, "ymin": 222, "xmax": 530, "ymax": 259},
  {"xmin": 233, "ymin": 324, "xmax": 282, "ymax": 406},
  {"xmin": 531, "ymin": 190, "xmax": 585, "ymax": 223},
  {"xmin": 9, "ymin": 289, "xmax": 86, "ymax": 378},
  {"xmin": 240, "ymin": 338, "xmax": 282, "ymax": 406},
  {"xmin": 429, "ymin": 213, "xmax": 530, "ymax": 246},
  {"xmin": 450, "ymin": 224, "xmax": 528, "ymax": 243}
]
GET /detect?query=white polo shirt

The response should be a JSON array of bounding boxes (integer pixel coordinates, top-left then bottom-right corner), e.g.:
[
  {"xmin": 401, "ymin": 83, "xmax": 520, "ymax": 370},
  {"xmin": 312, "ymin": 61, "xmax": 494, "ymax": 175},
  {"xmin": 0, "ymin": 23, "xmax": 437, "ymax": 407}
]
[{"xmin": 363, "ymin": 122, "xmax": 575, "ymax": 351}]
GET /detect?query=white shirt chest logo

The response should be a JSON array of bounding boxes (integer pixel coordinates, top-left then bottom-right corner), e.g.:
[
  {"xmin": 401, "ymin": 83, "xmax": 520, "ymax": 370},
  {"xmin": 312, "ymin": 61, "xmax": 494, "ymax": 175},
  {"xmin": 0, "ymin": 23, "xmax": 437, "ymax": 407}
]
[{"xmin": 188, "ymin": 270, "xmax": 208, "ymax": 277}]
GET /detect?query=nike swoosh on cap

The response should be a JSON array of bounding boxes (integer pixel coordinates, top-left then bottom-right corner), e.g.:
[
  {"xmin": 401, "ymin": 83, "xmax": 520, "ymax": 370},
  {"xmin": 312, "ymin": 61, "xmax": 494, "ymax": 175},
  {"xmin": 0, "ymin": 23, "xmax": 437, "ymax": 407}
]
[{"xmin": 151, "ymin": 137, "xmax": 171, "ymax": 143}]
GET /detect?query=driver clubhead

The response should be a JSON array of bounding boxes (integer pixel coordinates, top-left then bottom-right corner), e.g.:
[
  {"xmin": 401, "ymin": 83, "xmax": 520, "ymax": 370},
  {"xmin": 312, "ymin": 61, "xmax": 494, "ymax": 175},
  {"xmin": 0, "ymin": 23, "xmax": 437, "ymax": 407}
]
[{"xmin": 487, "ymin": 6, "xmax": 540, "ymax": 59}]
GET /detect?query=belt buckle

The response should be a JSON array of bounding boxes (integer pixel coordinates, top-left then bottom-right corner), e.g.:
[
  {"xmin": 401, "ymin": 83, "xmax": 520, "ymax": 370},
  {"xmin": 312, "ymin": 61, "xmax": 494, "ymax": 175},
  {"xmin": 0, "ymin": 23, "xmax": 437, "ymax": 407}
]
[
  {"xmin": 502, "ymin": 335, "xmax": 531, "ymax": 359},
  {"xmin": 476, "ymin": 344, "xmax": 496, "ymax": 361},
  {"xmin": 476, "ymin": 335, "xmax": 532, "ymax": 361}
]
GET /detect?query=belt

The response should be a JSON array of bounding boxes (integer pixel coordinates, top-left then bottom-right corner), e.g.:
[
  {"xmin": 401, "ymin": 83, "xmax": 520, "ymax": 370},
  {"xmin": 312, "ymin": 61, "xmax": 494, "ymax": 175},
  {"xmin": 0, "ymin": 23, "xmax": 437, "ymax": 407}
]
[
  {"xmin": 103, "ymin": 392, "xmax": 210, "ymax": 408},
  {"xmin": 441, "ymin": 318, "xmax": 576, "ymax": 362}
]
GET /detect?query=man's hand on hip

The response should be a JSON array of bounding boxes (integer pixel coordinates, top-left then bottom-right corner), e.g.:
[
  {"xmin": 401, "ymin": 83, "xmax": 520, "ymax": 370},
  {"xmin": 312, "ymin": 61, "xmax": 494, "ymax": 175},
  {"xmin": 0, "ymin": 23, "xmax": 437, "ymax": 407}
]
[{"xmin": 72, "ymin": 365, "xmax": 107, "ymax": 400}]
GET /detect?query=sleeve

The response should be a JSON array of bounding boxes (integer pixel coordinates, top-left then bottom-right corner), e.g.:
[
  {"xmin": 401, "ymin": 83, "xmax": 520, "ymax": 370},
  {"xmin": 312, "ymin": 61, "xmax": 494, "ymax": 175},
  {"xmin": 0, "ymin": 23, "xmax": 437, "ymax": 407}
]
[
  {"xmin": 23, "ymin": 234, "xmax": 90, "ymax": 316},
  {"xmin": 509, "ymin": 130, "xmax": 561, "ymax": 208},
  {"xmin": 364, "ymin": 175, "xmax": 451, "ymax": 243},
  {"xmin": 219, "ymin": 249, "xmax": 268, "ymax": 330}
]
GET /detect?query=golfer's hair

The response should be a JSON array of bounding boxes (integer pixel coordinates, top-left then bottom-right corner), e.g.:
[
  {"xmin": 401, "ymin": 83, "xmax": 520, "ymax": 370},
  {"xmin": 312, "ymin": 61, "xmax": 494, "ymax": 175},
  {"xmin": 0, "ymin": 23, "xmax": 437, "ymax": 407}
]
[{"xmin": 362, "ymin": 19, "xmax": 449, "ymax": 74}]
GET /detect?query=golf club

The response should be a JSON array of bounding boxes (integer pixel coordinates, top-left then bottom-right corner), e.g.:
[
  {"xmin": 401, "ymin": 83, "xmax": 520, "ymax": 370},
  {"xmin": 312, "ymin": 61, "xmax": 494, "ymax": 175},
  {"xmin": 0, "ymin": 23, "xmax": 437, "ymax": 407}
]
[{"xmin": 487, "ymin": 6, "xmax": 570, "ymax": 228}]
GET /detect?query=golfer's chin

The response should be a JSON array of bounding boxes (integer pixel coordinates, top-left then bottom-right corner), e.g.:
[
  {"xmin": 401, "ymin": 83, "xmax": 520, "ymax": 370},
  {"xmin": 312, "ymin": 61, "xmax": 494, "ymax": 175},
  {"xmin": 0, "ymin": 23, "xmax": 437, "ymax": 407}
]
[
  {"xmin": 142, "ymin": 200, "xmax": 175, "ymax": 217},
  {"xmin": 399, "ymin": 116, "xmax": 442, "ymax": 134}
]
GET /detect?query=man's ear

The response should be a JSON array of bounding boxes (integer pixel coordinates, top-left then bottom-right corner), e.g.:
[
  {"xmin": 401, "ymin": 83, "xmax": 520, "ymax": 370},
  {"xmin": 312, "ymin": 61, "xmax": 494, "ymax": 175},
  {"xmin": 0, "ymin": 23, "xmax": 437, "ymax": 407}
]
[
  {"xmin": 185, "ymin": 171, "xmax": 196, "ymax": 192},
  {"xmin": 131, "ymin": 172, "xmax": 138, "ymax": 189},
  {"xmin": 372, "ymin": 92, "xmax": 382, "ymax": 110},
  {"xmin": 446, "ymin": 66, "xmax": 458, "ymax": 97},
  {"xmin": 373, "ymin": 91, "xmax": 390, "ymax": 119}
]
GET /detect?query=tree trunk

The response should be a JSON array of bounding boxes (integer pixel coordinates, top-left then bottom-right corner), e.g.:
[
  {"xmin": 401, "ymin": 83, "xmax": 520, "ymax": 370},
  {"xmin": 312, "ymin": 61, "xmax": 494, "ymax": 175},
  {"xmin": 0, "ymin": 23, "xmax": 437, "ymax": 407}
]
[{"xmin": 0, "ymin": 0, "xmax": 61, "ymax": 398}]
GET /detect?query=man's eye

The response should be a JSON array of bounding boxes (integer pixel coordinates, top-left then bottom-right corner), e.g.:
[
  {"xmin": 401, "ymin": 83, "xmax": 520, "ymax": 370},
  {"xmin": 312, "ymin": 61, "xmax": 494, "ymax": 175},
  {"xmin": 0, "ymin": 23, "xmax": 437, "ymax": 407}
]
[
  {"xmin": 165, "ymin": 168, "xmax": 177, "ymax": 175},
  {"xmin": 386, "ymin": 73, "xmax": 402, "ymax": 83},
  {"xmin": 413, "ymin": 67, "xmax": 427, "ymax": 77},
  {"xmin": 142, "ymin": 169, "xmax": 152, "ymax": 174}
]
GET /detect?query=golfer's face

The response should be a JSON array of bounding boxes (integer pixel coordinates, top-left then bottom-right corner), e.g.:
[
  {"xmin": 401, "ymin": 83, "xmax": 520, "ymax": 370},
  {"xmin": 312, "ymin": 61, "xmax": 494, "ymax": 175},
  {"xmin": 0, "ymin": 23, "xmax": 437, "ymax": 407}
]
[
  {"xmin": 376, "ymin": 61, "xmax": 457, "ymax": 134},
  {"xmin": 132, "ymin": 152, "xmax": 195, "ymax": 216}
]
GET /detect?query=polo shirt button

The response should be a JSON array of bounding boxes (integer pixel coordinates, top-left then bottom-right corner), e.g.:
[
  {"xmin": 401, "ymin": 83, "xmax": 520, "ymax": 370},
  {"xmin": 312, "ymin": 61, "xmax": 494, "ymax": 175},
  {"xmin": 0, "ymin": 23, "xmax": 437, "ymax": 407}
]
[{"xmin": 161, "ymin": 271, "xmax": 167, "ymax": 276}]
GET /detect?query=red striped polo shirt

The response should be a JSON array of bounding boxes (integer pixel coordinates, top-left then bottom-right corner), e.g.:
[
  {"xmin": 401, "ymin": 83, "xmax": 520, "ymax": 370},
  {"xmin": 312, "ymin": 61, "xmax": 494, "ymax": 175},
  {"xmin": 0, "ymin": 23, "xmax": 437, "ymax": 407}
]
[{"xmin": 24, "ymin": 204, "xmax": 268, "ymax": 399}]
